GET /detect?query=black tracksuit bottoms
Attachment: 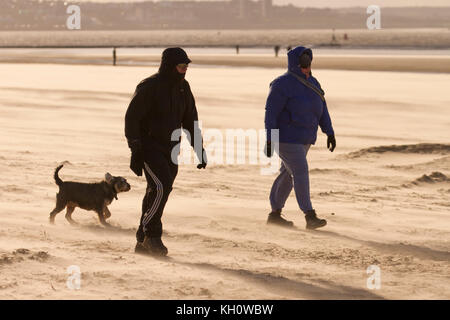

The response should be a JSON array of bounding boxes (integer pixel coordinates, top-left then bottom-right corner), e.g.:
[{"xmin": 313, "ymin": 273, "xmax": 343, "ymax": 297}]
[{"xmin": 136, "ymin": 148, "xmax": 178, "ymax": 242}]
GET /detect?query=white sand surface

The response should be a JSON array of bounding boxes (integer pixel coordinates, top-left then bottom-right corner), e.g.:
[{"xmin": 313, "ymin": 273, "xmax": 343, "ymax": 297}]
[{"xmin": 0, "ymin": 63, "xmax": 449, "ymax": 299}]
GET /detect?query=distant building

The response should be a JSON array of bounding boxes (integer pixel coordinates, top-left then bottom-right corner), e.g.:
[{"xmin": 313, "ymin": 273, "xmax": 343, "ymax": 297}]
[
  {"xmin": 0, "ymin": 0, "xmax": 449, "ymax": 30},
  {"xmin": 234, "ymin": 0, "xmax": 247, "ymax": 19},
  {"xmin": 261, "ymin": 0, "xmax": 273, "ymax": 18}
]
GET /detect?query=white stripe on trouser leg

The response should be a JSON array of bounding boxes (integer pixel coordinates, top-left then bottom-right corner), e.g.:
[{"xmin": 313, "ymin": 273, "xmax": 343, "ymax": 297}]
[
  {"xmin": 142, "ymin": 162, "xmax": 163, "ymax": 232},
  {"xmin": 143, "ymin": 162, "xmax": 163, "ymax": 231}
]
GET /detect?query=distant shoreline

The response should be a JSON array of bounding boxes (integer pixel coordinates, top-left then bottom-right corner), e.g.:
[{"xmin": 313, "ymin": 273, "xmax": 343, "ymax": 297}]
[
  {"xmin": 1, "ymin": 54, "xmax": 449, "ymax": 73},
  {"xmin": 2, "ymin": 28, "xmax": 449, "ymax": 73},
  {"xmin": 1, "ymin": 29, "xmax": 449, "ymax": 49}
]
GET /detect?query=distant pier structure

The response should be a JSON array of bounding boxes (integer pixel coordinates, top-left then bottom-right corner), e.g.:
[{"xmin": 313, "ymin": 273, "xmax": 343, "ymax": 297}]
[
  {"xmin": 262, "ymin": 0, "xmax": 273, "ymax": 18},
  {"xmin": 237, "ymin": 0, "xmax": 246, "ymax": 19},
  {"xmin": 234, "ymin": 0, "xmax": 273, "ymax": 19}
]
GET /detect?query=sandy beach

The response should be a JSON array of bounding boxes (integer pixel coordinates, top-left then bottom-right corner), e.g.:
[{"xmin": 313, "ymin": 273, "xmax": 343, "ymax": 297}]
[{"xmin": 0, "ymin": 61, "xmax": 449, "ymax": 299}]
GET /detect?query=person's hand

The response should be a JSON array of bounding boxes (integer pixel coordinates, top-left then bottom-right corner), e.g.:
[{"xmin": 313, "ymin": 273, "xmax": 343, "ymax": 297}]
[
  {"xmin": 264, "ymin": 141, "xmax": 274, "ymax": 158},
  {"xmin": 197, "ymin": 148, "xmax": 207, "ymax": 169},
  {"xmin": 129, "ymin": 140, "xmax": 144, "ymax": 176},
  {"xmin": 130, "ymin": 151, "xmax": 144, "ymax": 176},
  {"xmin": 327, "ymin": 135, "xmax": 336, "ymax": 152}
]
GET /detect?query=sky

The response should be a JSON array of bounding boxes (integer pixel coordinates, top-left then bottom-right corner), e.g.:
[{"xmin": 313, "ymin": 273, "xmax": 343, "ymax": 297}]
[{"xmin": 54, "ymin": 0, "xmax": 450, "ymax": 8}]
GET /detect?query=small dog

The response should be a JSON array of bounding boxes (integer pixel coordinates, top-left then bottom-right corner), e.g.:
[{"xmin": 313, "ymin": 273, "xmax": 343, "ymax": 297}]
[{"xmin": 49, "ymin": 164, "xmax": 130, "ymax": 226}]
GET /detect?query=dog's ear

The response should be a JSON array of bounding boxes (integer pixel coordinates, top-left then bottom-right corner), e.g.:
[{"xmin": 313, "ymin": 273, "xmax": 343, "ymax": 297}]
[{"xmin": 105, "ymin": 173, "xmax": 114, "ymax": 184}]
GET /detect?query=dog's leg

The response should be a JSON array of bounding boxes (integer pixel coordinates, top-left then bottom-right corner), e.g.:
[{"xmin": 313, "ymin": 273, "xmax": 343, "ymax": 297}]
[
  {"xmin": 65, "ymin": 206, "xmax": 78, "ymax": 225},
  {"xmin": 103, "ymin": 206, "xmax": 112, "ymax": 219},
  {"xmin": 49, "ymin": 194, "xmax": 66, "ymax": 224},
  {"xmin": 96, "ymin": 207, "xmax": 111, "ymax": 227}
]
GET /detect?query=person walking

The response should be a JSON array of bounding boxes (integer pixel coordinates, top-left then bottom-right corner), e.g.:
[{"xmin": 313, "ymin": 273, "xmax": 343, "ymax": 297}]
[
  {"xmin": 264, "ymin": 45, "xmax": 336, "ymax": 230},
  {"xmin": 125, "ymin": 47, "xmax": 207, "ymax": 256}
]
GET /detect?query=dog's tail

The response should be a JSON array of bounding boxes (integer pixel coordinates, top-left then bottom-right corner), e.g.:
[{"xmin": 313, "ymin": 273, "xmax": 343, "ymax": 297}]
[{"xmin": 54, "ymin": 165, "xmax": 64, "ymax": 186}]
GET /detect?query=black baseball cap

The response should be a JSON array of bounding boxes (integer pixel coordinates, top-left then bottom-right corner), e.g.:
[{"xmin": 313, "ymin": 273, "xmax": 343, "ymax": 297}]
[{"xmin": 161, "ymin": 47, "xmax": 192, "ymax": 66}]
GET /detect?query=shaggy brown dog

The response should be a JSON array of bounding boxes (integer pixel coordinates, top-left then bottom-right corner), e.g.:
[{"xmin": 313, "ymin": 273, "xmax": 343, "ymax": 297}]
[{"xmin": 49, "ymin": 165, "xmax": 130, "ymax": 226}]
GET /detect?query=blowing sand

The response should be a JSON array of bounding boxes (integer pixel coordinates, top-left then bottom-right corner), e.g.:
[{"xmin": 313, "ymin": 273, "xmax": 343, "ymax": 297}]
[{"xmin": 0, "ymin": 63, "xmax": 449, "ymax": 299}]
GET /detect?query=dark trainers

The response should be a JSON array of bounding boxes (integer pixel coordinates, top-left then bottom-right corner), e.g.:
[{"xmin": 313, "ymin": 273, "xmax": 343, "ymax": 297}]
[
  {"xmin": 267, "ymin": 210, "xmax": 294, "ymax": 228},
  {"xmin": 142, "ymin": 236, "xmax": 168, "ymax": 256},
  {"xmin": 305, "ymin": 210, "xmax": 327, "ymax": 230},
  {"xmin": 135, "ymin": 241, "xmax": 147, "ymax": 254}
]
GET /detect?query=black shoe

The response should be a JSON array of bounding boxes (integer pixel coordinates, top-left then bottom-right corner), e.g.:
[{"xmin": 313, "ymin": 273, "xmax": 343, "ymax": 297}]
[
  {"xmin": 305, "ymin": 210, "xmax": 327, "ymax": 230},
  {"xmin": 141, "ymin": 236, "xmax": 168, "ymax": 256},
  {"xmin": 267, "ymin": 210, "xmax": 294, "ymax": 228},
  {"xmin": 135, "ymin": 241, "xmax": 147, "ymax": 254}
]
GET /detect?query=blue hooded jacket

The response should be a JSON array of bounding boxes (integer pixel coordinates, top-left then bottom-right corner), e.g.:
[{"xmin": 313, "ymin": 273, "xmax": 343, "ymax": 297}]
[{"xmin": 265, "ymin": 46, "xmax": 334, "ymax": 145}]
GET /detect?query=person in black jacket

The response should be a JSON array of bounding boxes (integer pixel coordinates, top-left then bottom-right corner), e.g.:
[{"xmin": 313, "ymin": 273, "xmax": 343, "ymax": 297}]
[{"xmin": 125, "ymin": 47, "xmax": 207, "ymax": 256}]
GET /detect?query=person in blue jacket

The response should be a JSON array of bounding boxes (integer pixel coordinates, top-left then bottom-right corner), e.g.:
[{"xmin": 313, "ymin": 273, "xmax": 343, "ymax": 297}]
[{"xmin": 264, "ymin": 45, "xmax": 336, "ymax": 229}]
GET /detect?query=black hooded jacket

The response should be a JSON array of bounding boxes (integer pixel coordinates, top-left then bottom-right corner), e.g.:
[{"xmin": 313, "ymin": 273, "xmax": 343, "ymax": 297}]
[{"xmin": 125, "ymin": 55, "xmax": 202, "ymax": 159}]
